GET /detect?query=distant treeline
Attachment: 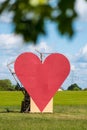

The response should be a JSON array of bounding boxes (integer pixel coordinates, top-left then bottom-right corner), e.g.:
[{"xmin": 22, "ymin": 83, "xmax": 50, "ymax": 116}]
[
  {"xmin": 0, "ymin": 79, "xmax": 21, "ymax": 91},
  {"xmin": 0, "ymin": 79, "xmax": 87, "ymax": 91},
  {"xmin": 67, "ymin": 83, "xmax": 87, "ymax": 91}
]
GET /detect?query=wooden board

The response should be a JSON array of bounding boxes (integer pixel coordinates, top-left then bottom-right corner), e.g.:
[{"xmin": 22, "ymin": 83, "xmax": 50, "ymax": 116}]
[{"xmin": 30, "ymin": 98, "xmax": 53, "ymax": 113}]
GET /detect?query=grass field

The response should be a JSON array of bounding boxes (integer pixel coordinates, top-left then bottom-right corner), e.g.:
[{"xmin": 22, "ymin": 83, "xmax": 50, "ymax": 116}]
[
  {"xmin": 0, "ymin": 91, "xmax": 23, "ymax": 112},
  {"xmin": 0, "ymin": 91, "xmax": 87, "ymax": 130}
]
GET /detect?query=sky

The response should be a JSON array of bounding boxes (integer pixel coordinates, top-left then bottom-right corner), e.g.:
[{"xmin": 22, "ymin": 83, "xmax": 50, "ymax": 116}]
[{"xmin": 0, "ymin": 0, "xmax": 87, "ymax": 89}]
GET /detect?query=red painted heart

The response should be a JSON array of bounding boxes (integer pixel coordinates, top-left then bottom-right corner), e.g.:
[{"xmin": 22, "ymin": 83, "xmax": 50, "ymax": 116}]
[{"xmin": 14, "ymin": 52, "xmax": 70, "ymax": 112}]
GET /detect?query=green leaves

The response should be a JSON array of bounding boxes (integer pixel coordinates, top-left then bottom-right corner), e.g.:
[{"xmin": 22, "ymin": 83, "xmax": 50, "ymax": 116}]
[
  {"xmin": 0, "ymin": 79, "xmax": 15, "ymax": 91},
  {"xmin": 56, "ymin": 0, "xmax": 77, "ymax": 37},
  {"xmin": 0, "ymin": 0, "xmax": 78, "ymax": 43}
]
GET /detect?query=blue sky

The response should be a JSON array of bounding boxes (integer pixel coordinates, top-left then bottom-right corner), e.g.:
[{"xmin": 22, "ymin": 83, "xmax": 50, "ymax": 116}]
[{"xmin": 0, "ymin": 0, "xmax": 87, "ymax": 89}]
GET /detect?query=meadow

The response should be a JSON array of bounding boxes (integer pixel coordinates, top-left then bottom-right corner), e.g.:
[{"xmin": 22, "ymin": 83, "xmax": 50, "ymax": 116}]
[{"xmin": 0, "ymin": 91, "xmax": 87, "ymax": 130}]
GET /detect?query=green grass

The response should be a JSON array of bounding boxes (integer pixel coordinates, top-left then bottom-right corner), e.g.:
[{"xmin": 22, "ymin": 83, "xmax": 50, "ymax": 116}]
[
  {"xmin": 0, "ymin": 91, "xmax": 23, "ymax": 111},
  {"xmin": 0, "ymin": 91, "xmax": 87, "ymax": 106},
  {"xmin": 0, "ymin": 112, "xmax": 87, "ymax": 130},
  {"xmin": 0, "ymin": 91, "xmax": 87, "ymax": 130},
  {"xmin": 0, "ymin": 91, "xmax": 23, "ymax": 106},
  {"xmin": 54, "ymin": 91, "xmax": 87, "ymax": 105}
]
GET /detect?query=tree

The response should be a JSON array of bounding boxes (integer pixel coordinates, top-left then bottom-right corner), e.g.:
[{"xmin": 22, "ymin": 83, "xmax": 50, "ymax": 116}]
[
  {"xmin": 0, "ymin": 79, "xmax": 15, "ymax": 91},
  {"xmin": 83, "ymin": 88, "xmax": 87, "ymax": 91},
  {"xmin": 0, "ymin": 0, "xmax": 82, "ymax": 43},
  {"xmin": 67, "ymin": 83, "xmax": 82, "ymax": 91}
]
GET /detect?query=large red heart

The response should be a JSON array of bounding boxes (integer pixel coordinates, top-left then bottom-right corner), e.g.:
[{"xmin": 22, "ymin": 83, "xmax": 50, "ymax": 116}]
[{"xmin": 14, "ymin": 52, "xmax": 70, "ymax": 112}]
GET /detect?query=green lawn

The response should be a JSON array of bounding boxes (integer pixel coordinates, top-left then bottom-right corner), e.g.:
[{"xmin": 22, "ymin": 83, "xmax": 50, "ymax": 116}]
[
  {"xmin": 0, "ymin": 91, "xmax": 23, "ymax": 112},
  {"xmin": 0, "ymin": 91, "xmax": 23, "ymax": 106},
  {"xmin": 0, "ymin": 112, "xmax": 87, "ymax": 130},
  {"xmin": 54, "ymin": 91, "xmax": 87, "ymax": 105},
  {"xmin": 0, "ymin": 91, "xmax": 87, "ymax": 130}
]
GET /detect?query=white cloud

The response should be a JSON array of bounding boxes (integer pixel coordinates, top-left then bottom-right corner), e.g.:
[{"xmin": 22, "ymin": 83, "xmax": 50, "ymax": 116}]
[
  {"xmin": 0, "ymin": 34, "xmax": 23, "ymax": 49},
  {"xmin": 0, "ymin": 33, "xmax": 24, "ymax": 80},
  {"xmin": 75, "ymin": 44, "xmax": 87, "ymax": 63},
  {"xmin": 18, "ymin": 41, "xmax": 53, "ymax": 56},
  {"xmin": 0, "ymin": 34, "xmax": 52, "ymax": 59},
  {"xmin": 31, "ymin": 41, "xmax": 52, "ymax": 54},
  {"xmin": 0, "ymin": 0, "xmax": 6, "ymax": 3},
  {"xmin": 27, "ymin": 42, "xmax": 53, "ymax": 60},
  {"xmin": 75, "ymin": 0, "xmax": 87, "ymax": 21},
  {"xmin": 81, "ymin": 44, "xmax": 87, "ymax": 55},
  {"xmin": 67, "ymin": 43, "xmax": 87, "ymax": 88},
  {"xmin": 78, "ymin": 63, "xmax": 87, "ymax": 69},
  {"xmin": 65, "ymin": 44, "xmax": 87, "ymax": 88},
  {"xmin": 71, "ymin": 64, "xmax": 75, "ymax": 71},
  {"xmin": 0, "ymin": 12, "xmax": 14, "ymax": 23},
  {"xmin": 35, "ymin": 42, "xmax": 52, "ymax": 52}
]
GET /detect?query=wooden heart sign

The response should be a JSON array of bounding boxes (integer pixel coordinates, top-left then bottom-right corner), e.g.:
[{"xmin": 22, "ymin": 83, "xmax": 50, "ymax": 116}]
[{"xmin": 14, "ymin": 52, "xmax": 70, "ymax": 112}]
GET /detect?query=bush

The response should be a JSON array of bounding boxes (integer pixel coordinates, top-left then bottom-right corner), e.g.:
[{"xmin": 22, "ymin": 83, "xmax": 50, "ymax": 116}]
[
  {"xmin": 83, "ymin": 88, "xmax": 87, "ymax": 91},
  {"xmin": 0, "ymin": 79, "xmax": 15, "ymax": 91},
  {"xmin": 67, "ymin": 83, "xmax": 82, "ymax": 91}
]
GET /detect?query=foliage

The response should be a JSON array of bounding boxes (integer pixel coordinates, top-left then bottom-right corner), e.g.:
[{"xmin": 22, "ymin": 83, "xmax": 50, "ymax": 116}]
[
  {"xmin": 0, "ymin": 0, "xmax": 78, "ymax": 43},
  {"xmin": 67, "ymin": 83, "xmax": 82, "ymax": 91},
  {"xmin": 0, "ymin": 79, "xmax": 15, "ymax": 91},
  {"xmin": 14, "ymin": 83, "xmax": 24, "ymax": 91},
  {"xmin": 83, "ymin": 88, "xmax": 87, "ymax": 91}
]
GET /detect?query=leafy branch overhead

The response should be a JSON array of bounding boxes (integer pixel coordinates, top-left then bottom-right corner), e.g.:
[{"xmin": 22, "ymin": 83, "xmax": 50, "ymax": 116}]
[{"xmin": 0, "ymin": 0, "xmax": 83, "ymax": 43}]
